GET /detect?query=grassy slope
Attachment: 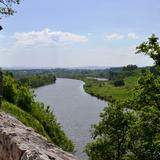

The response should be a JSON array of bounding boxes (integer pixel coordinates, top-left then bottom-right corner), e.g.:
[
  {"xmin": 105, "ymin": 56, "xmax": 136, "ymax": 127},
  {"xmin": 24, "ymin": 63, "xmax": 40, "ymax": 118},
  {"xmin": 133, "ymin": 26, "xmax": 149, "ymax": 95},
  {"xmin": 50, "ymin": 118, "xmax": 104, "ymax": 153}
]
[
  {"xmin": 2, "ymin": 100, "xmax": 51, "ymax": 141},
  {"xmin": 2, "ymin": 100, "xmax": 74, "ymax": 152}
]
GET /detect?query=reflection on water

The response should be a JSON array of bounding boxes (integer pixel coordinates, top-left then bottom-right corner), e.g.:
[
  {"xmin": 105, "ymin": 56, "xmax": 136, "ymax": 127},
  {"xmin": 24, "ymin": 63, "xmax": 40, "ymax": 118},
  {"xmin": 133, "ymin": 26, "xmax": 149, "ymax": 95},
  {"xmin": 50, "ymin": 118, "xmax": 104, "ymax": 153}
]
[
  {"xmin": 35, "ymin": 78, "xmax": 107, "ymax": 160},
  {"xmin": 87, "ymin": 77, "xmax": 108, "ymax": 81}
]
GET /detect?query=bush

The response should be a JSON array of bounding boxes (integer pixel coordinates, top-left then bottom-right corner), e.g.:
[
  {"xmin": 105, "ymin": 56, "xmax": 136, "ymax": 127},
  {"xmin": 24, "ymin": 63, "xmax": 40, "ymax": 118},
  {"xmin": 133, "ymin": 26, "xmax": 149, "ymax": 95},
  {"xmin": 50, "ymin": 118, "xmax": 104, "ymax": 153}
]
[{"xmin": 113, "ymin": 79, "xmax": 125, "ymax": 87}]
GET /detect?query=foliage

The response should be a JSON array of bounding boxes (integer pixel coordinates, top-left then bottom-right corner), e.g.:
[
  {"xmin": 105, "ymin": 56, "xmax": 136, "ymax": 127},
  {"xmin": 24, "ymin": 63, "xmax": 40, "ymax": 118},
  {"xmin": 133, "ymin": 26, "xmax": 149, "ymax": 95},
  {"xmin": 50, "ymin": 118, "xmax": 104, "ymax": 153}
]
[
  {"xmin": 125, "ymin": 72, "xmax": 160, "ymax": 159},
  {"xmin": 136, "ymin": 34, "xmax": 160, "ymax": 65},
  {"xmin": 3, "ymin": 73, "xmax": 17, "ymax": 103},
  {"xmin": 122, "ymin": 65, "xmax": 138, "ymax": 71},
  {"xmin": 2, "ymin": 100, "xmax": 50, "ymax": 140},
  {"xmin": 130, "ymin": 71, "xmax": 160, "ymax": 110},
  {"xmin": 17, "ymin": 73, "xmax": 56, "ymax": 88},
  {"xmin": 86, "ymin": 101, "xmax": 136, "ymax": 160},
  {"xmin": 3, "ymin": 73, "xmax": 34, "ymax": 112},
  {"xmin": 113, "ymin": 79, "xmax": 125, "ymax": 87},
  {"xmin": 150, "ymin": 65, "xmax": 160, "ymax": 76},
  {"xmin": 86, "ymin": 35, "xmax": 160, "ymax": 160},
  {"xmin": 127, "ymin": 106, "xmax": 160, "ymax": 160},
  {"xmin": 16, "ymin": 85, "xmax": 33, "ymax": 112},
  {"xmin": 31, "ymin": 102, "xmax": 74, "ymax": 152},
  {"xmin": 0, "ymin": 0, "xmax": 20, "ymax": 17},
  {"xmin": 2, "ymin": 73, "xmax": 74, "ymax": 152}
]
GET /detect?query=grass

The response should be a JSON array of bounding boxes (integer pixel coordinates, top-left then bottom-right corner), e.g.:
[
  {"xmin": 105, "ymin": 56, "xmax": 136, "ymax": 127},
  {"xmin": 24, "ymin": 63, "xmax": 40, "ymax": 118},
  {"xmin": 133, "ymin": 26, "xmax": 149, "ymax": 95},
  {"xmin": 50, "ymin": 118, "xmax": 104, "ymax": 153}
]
[
  {"xmin": 83, "ymin": 75, "xmax": 140, "ymax": 102},
  {"xmin": 2, "ymin": 100, "xmax": 74, "ymax": 152},
  {"xmin": 2, "ymin": 100, "xmax": 51, "ymax": 141}
]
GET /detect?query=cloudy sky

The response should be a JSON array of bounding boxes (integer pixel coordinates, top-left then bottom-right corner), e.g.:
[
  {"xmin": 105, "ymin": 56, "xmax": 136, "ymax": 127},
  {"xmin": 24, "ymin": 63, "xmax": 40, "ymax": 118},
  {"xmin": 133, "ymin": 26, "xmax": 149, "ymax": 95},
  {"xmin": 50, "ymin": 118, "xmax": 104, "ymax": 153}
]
[{"xmin": 0, "ymin": 0, "xmax": 159, "ymax": 68}]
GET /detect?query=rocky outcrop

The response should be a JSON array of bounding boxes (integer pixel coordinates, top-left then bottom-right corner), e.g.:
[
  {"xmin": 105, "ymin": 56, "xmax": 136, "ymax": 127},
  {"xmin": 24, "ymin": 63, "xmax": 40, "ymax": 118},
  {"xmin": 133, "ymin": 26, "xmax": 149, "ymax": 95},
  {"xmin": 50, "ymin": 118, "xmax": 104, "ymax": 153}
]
[{"xmin": 0, "ymin": 111, "xmax": 78, "ymax": 160}]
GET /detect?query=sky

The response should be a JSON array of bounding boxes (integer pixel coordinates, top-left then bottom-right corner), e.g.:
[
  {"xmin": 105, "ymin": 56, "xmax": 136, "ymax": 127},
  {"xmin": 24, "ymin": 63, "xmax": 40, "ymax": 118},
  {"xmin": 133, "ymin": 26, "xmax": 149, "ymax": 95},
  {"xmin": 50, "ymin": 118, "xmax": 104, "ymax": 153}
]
[{"xmin": 0, "ymin": 0, "xmax": 159, "ymax": 68}]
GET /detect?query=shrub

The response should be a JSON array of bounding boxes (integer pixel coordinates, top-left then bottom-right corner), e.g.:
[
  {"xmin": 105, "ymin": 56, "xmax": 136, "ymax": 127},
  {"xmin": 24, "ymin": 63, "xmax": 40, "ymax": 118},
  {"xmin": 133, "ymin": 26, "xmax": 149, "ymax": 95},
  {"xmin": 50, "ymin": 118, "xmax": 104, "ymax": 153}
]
[{"xmin": 113, "ymin": 79, "xmax": 125, "ymax": 87}]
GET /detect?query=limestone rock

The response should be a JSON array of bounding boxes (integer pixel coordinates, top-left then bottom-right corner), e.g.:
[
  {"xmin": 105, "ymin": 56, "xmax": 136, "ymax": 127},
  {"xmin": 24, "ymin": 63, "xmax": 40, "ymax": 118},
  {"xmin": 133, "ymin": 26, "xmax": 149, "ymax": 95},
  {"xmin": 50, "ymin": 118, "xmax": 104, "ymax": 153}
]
[{"xmin": 0, "ymin": 111, "xmax": 79, "ymax": 160}]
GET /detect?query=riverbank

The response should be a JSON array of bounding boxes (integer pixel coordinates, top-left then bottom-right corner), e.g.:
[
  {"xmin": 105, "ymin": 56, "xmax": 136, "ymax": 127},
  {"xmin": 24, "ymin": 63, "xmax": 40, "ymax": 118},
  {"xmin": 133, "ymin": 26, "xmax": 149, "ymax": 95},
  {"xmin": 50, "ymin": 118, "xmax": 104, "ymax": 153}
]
[
  {"xmin": 81, "ymin": 75, "xmax": 139, "ymax": 102},
  {"xmin": 16, "ymin": 73, "xmax": 56, "ymax": 88}
]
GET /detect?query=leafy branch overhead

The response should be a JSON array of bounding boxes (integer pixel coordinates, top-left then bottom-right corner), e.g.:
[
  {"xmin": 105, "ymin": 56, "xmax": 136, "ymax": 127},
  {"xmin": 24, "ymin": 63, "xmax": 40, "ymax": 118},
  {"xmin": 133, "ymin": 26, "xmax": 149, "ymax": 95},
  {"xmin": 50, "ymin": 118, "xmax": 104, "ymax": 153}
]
[
  {"xmin": 136, "ymin": 34, "xmax": 160, "ymax": 65},
  {"xmin": 0, "ymin": 0, "xmax": 20, "ymax": 17}
]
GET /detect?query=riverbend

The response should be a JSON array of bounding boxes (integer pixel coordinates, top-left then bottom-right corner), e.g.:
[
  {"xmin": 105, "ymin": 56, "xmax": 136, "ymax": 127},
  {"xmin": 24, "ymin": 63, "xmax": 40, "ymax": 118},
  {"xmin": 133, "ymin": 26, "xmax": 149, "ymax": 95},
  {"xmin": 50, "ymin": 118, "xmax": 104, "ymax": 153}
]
[{"xmin": 35, "ymin": 78, "xmax": 107, "ymax": 160}]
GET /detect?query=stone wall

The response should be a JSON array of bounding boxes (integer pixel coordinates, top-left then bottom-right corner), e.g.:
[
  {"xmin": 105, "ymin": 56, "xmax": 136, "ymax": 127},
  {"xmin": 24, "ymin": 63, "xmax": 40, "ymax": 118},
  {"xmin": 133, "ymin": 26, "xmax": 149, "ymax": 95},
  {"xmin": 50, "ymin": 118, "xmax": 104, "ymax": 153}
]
[{"xmin": 0, "ymin": 112, "xmax": 79, "ymax": 160}]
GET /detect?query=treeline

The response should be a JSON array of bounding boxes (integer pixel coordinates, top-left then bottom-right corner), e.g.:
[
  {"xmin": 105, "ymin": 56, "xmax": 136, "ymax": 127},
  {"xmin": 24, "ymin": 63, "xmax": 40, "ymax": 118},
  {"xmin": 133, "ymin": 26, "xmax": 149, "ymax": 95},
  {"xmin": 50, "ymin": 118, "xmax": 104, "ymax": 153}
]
[
  {"xmin": 17, "ymin": 74, "xmax": 56, "ymax": 88},
  {"xmin": 2, "ymin": 72, "xmax": 74, "ymax": 152},
  {"xmin": 8, "ymin": 70, "xmax": 56, "ymax": 88},
  {"xmin": 8, "ymin": 65, "xmax": 145, "ymax": 84}
]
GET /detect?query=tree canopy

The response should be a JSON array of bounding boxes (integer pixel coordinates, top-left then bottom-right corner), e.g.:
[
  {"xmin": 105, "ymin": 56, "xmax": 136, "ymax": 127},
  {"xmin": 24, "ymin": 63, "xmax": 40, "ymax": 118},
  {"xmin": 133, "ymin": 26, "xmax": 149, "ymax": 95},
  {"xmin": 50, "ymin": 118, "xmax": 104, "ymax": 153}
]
[
  {"xmin": 0, "ymin": 0, "xmax": 20, "ymax": 18},
  {"xmin": 136, "ymin": 34, "xmax": 160, "ymax": 66}
]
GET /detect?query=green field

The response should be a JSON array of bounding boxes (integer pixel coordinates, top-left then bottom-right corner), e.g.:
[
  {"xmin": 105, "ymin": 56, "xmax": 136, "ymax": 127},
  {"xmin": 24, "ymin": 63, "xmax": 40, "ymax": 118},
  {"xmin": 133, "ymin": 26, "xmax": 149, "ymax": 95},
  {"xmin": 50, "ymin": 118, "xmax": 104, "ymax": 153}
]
[{"xmin": 83, "ymin": 75, "xmax": 140, "ymax": 102}]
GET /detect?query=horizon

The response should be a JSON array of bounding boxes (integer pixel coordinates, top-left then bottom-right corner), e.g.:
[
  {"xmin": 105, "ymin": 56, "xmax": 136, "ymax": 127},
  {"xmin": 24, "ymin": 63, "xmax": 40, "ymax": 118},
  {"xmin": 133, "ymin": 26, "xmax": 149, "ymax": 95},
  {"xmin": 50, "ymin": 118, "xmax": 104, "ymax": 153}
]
[{"xmin": 2, "ymin": 64, "xmax": 152, "ymax": 70}]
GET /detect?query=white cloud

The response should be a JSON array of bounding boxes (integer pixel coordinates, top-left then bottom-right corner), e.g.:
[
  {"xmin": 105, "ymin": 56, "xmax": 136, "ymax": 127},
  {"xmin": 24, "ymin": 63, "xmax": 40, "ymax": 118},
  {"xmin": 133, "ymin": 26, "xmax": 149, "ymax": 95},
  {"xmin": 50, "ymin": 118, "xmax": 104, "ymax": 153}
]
[
  {"xmin": 13, "ymin": 28, "xmax": 88, "ymax": 48},
  {"xmin": 127, "ymin": 33, "xmax": 138, "ymax": 39},
  {"xmin": 106, "ymin": 32, "xmax": 139, "ymax": 40},
  {"xmin": 106, "ymin": 33, "xmax": 124, "ymax": 40}
]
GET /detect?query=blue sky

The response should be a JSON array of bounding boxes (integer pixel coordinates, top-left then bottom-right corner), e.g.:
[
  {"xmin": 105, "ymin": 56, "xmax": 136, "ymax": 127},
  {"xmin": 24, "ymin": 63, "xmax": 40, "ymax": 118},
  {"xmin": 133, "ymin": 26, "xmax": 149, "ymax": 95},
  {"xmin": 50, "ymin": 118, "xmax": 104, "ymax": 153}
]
[{"xmin": 0, "ymin": 0, "xmax": 159, "ymax": 68}]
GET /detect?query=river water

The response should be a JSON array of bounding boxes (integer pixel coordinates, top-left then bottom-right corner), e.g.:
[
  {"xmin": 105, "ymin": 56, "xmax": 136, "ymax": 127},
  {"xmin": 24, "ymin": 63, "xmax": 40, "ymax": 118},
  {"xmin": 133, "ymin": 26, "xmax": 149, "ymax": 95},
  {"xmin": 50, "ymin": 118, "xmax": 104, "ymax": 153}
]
[{"xmin": 34, "ymin": 78, "xmax": 107, "ymax": 159}]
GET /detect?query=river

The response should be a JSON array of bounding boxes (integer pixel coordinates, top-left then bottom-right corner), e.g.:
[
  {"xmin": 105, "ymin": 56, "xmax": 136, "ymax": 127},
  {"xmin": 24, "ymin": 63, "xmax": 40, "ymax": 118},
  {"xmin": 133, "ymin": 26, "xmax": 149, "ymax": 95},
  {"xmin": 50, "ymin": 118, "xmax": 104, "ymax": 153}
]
[{"xmin": 34, "ymin": 78, "xmax": 107, "ymax": 160}]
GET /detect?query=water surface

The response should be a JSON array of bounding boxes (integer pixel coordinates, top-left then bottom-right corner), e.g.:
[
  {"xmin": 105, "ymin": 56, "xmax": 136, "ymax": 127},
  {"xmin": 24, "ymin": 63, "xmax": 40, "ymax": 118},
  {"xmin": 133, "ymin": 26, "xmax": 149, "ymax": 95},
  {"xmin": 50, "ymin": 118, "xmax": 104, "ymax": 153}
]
[{"xmin": 34, "ymin": 78, "xmax": 107, "ymax": 159}]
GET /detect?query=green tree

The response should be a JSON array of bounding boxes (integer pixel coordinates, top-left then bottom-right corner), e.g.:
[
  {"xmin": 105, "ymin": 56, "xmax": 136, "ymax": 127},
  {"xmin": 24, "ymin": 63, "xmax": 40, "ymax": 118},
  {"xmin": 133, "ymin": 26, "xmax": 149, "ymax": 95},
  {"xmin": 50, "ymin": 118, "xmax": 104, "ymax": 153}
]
[
  {"xmin": 122, "ymin": 65, "xmax": 138, "ymax": 71},
  {"xmin": 130, "ymin": 71, "xmax": 160, "ymax": 111},
  {"xmin": 136, "ymin": 34, "xmax": 160, "ymax": 65},
  {"xmin": 0, "ymin": 0, "xmax": 20, "ymax": 17},
  {"xmin": 127, "ymin": 106, "xmax": 160, "ymax": 160},
  {"xmin": 86, "ymin": 101, "xmax": 136, "ymax": 160},
  {"xmin": 113, "ymin": 79, "xmax": 125, "ymax": 87},
  {"xmin": 16, "ymin": 85, "xmax": 33, "ymax": 112},
  {"xmin": 3, "ymin": 74, "xmax": 17, "ymax": 103}
]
